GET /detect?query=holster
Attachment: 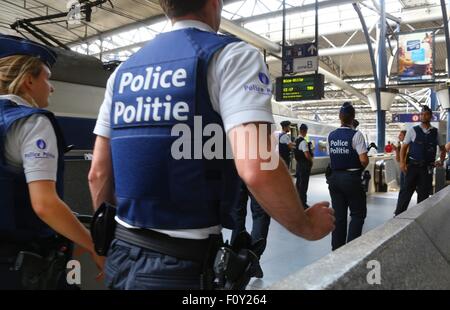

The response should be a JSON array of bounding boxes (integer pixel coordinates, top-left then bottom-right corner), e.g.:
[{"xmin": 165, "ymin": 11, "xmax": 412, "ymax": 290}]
[
  {"xmin": 90, "ymin": 202, "xmax": 116, "ymax": 256},
  {"xmin": 11, "ymin": 236, "xmax": 73, "ymax": 290},
  {"xmin": 212, "ymin": 231, "xmax": 264, "ymax": 290}
]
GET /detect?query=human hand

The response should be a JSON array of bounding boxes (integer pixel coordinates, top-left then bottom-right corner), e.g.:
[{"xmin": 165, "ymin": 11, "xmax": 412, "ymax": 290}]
[
  {"xmin": 400, "ymin": 162, "xmax": 407, "ymax": 173},
  {"xmin": 435, "ymin": 160, "xmax": 443, "ymax": 168},
  {"xmin": 91, "ymin": 252, "xmax": 106, "ymax": 281},
  {"xmin": 303, "ymin": 201, "xmax": 335, "ymax": 241}
]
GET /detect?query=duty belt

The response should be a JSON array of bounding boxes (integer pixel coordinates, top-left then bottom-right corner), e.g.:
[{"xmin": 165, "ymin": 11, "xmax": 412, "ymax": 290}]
[{"xmin": 114, "ymin": 224, "xmax": 220, "ymax": 263}]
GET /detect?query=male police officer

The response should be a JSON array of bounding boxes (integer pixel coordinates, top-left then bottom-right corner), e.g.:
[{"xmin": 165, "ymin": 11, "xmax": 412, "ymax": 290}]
[
  {"xmin": 394, "ymin": 105, "xmax": 446, "ymax": 216},
  {"xmin": 327, "ymin": 102, "xmax": 368, "ymax": 251},
  {"xmin": 279, "ymin": 120, "xmax": 295, "ymax": 168},
  {"xmin": 294, "ymin": 124, "xmax": 313, "ymax": 209},
  {"xmin": 89, "ymin": 0, "xmax": 334, "ymax": 290}
]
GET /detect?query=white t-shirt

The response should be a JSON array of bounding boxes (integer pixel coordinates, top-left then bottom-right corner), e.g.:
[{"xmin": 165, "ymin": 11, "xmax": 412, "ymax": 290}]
[
  {"xmin": 297, "ymin": 135, "xmax": 309, "ymax": 153},
  {"xmin": 1, "ymin": 94, "xmax": 58, "ymax": 183},
  {"xmin": 278, "ymin": 132, "xmax": 291, "ymax": 145},
  {"xmin": 93, "ymin": 20, "xmax": 274, "ymax": 239}
]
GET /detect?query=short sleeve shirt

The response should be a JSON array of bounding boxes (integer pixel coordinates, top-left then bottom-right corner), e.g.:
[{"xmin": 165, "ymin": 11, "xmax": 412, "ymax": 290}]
[{"xmin": 1, "ymin": 94, "xmax": 58, "ymax": 183}]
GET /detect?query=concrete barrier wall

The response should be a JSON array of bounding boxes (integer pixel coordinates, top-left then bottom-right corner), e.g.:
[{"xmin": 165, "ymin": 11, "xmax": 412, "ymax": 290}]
[{"xmin": 269, "ymin": 186, "xmax": 450, "ymax": 290}]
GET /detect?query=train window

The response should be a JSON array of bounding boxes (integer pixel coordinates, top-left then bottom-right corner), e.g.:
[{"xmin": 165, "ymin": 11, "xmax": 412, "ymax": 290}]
[{"xmin": 318, "ymin": 139, "xmax": 328, "ymax": 152}]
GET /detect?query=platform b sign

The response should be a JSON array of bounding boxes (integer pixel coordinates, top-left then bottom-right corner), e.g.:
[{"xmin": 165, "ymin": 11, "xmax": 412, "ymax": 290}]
[{"xmin": 67, "ymin": 0, "xmax": 81, "ymax": 25}]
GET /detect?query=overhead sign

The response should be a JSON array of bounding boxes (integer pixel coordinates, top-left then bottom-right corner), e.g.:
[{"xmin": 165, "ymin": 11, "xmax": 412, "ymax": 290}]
[
  {"xmin": 392, "ymin": 113, "xmax": 440, "ymax": 123},
  {"xmin": 275, "ymin": 73, "xmax": 324, "ymax": 101},
  {"xmin": 282, "ymin": 43, "xmax": 318, "ymax": 74},
  {"xmin": 397, "ymin": 30, "xmax": 435, "ymax": 83}
]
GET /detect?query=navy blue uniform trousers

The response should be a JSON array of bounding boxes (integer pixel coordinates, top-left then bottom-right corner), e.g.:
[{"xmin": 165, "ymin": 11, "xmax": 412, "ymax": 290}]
[
  {"xmin": 395, "ymin": 164, "xmax": 433, "ymax": 216},
  {"xmin": 328, "ymin": 170, "xmax": 367, "ymax": 251},
  {"xmin": 231, "ymin": 182, "xmax": 271, "ymax": 251},
  {"xmin": 105, "ymin": 239, "xmax": 202, "ymax": 290},
  {"xmin": 295, "ymin": 162, "xmax": 311, "ymax": 209}
]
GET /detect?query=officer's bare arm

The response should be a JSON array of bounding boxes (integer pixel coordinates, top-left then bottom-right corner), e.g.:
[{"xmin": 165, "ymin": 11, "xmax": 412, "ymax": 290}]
[
  {"xmin": 28, "ymin": 180, "xmax": 95, "ymax": 253},
  {"xmin": 400, "ymin": 143, "xmax": 410, "ymax": 164},
  {"xmin": 88, "ymin": 135, "xmax": 116, "ymax": 210},
  {"xmin": 229, "ymin": 123, "xmax": 335, "ymax": 241},
  {"xmin": 446, "ymin": 142, "xmax": 450, "ymax": 153},
  {"xmin": 359, "ymin": 152, "xmax": 369, "ymax": 168}
]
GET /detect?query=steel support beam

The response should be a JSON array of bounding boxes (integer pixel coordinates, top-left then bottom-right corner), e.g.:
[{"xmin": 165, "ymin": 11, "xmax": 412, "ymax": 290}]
[
  {"xmin": 376, "ymin": 0, "xmax": 387, "ymax": 150},
  {"xmin": 440, "ymin": 0, "xmax": 450, "ymax": 142},
  {"xmin": 233, "ymin": 0, "xmax": 365, "ymax": 24}
]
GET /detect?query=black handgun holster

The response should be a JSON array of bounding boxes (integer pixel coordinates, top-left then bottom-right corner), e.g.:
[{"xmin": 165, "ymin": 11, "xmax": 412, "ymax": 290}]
[{"xmin": 90, "ymin": 202, "xmax": 116, "ymax": 256}]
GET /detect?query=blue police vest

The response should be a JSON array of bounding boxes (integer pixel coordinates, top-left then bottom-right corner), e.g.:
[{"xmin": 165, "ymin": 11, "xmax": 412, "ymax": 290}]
[
  {"xmin": 294, "ymin": 136, "xmax": 313, "ymax": 165},
  {"xmin": 328, "ymin": 127, "xmax": 362, "ymax": 170},
  {"xmin": 408, "ymin": 125, "xmax": 438, "ymax": 164},
  {"xmin": 278, "ymin": 132, "xmax": 290, "ymax": 163},
  {"xmin": 110, "ymin": 28, "xmax": 241, "ymax": 230},
  {"xmin": 0, "ymin": 99, "xmax": 65, "ymax": 241}
]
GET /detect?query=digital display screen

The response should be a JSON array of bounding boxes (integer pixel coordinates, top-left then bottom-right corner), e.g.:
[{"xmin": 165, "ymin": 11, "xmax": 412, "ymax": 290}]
[
  {"xmin": 275, "ymin": 74, "xmax": 324, "ymax": 101},
  {"xmin": 397, "ymin": 30, "xmax": 435, "ymax": 83}
]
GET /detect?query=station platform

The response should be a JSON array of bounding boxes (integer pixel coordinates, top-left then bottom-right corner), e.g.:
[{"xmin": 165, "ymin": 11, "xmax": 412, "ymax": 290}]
[{"xmin": 222, "ymin": 174, "xmax": 414, "ymax": 289}]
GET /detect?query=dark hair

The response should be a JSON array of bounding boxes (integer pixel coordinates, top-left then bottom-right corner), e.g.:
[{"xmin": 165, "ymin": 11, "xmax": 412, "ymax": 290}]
[
  {"xmin": 159, "ymin": 0, "xmax": 208, "ymax": 18},
  {"xmin": 340, "ymin": 113, "xmax": 354, "ymax": 126},
  {"xmin": 400, "ymin": 130, "xmax": 407, "ymax": 135}
]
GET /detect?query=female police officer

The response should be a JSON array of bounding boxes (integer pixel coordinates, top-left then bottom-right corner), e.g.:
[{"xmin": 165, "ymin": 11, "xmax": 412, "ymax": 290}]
[{"xmin": 0, "ymin": 35, "xmax": 103, "ymax": 289}]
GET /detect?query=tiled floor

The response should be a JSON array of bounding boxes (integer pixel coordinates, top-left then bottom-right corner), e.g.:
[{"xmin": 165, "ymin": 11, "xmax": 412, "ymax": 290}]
[{"xmin": 222, "ymin": 173, "xmax": 417, "ymax": 289}]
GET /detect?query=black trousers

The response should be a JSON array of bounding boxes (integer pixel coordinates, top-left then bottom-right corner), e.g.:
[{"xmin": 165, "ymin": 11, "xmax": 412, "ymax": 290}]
[
  {"xmin": 395, "ymin": 164, "xmax": 433, "ymax": 216},
  {"xmin": 295, "ymin": 162, "xmax": 311, "ymax": 209},
  {"xmin": 328, "ymin": 170, "xmax": 367, "ymax": 251},
  {"xmin": 281, "ymin": 156, "xmax": 291, "ymax": 171},
  {"xmin": 231, "ymin": 182, "xmax": 271, "ymax": 253}
]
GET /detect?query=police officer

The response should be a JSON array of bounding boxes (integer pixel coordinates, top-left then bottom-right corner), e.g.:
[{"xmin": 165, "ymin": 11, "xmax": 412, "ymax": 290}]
[
  {"xmin": 89, "ymin": 0, "xmax": 334, "ymax": 290},
  {"xmin": 279, "ymin": 120, "xmax": 295, "ymax": 168},
  {"xmin": 294, "ymin": 124, "xmax": 313, "ymax": 209},
  {"xmin": 0, "ymin": 35, "xmax": 103, "ymax": 289},
  {"xmin": 327, "ymin": 102, "xmax": 368, "ymax": 251},
  {"xmin": 394, "ymin": 105, "xmax": 446, "ymax": 216}
]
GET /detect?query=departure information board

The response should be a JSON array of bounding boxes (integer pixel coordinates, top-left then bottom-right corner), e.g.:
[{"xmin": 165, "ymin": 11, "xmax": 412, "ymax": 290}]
[{"xmin": 275, "ymin": 74, "xmax": 324, "ymax": 101}]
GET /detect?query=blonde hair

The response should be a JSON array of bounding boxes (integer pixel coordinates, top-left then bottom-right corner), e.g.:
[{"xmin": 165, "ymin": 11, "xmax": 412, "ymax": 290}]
[{"xmin": 0, "ymin": 55, "xmax": 43, "ymax": 107}]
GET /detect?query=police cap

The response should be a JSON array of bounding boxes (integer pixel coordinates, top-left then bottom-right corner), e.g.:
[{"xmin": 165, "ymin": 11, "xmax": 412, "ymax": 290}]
[
  {"xmin": 0, "ymin": 34, "xmax": 57, "ymax": 68},
  {"xmin": 300, "ymin": 124, "xmax": 308, "ymax": 131},
  {"xmin": 340, "ymin": 101, "xmax": 355, "ymax": 117},
  {"xmin": 280, "ymin": 120, "xmax": 291, "ymax": 127}
]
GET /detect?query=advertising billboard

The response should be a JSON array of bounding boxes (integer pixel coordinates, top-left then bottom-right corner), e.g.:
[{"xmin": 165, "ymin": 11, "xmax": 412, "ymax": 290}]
[{"xmin": 397, "ymin": 30, "xmax": 434, "ymax": 83}]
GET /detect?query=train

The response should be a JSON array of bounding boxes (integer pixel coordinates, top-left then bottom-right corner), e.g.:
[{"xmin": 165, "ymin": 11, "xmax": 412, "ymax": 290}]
[{"xmin": 47, "ymin": 48, "xmax": 335, "ymax": 172}]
